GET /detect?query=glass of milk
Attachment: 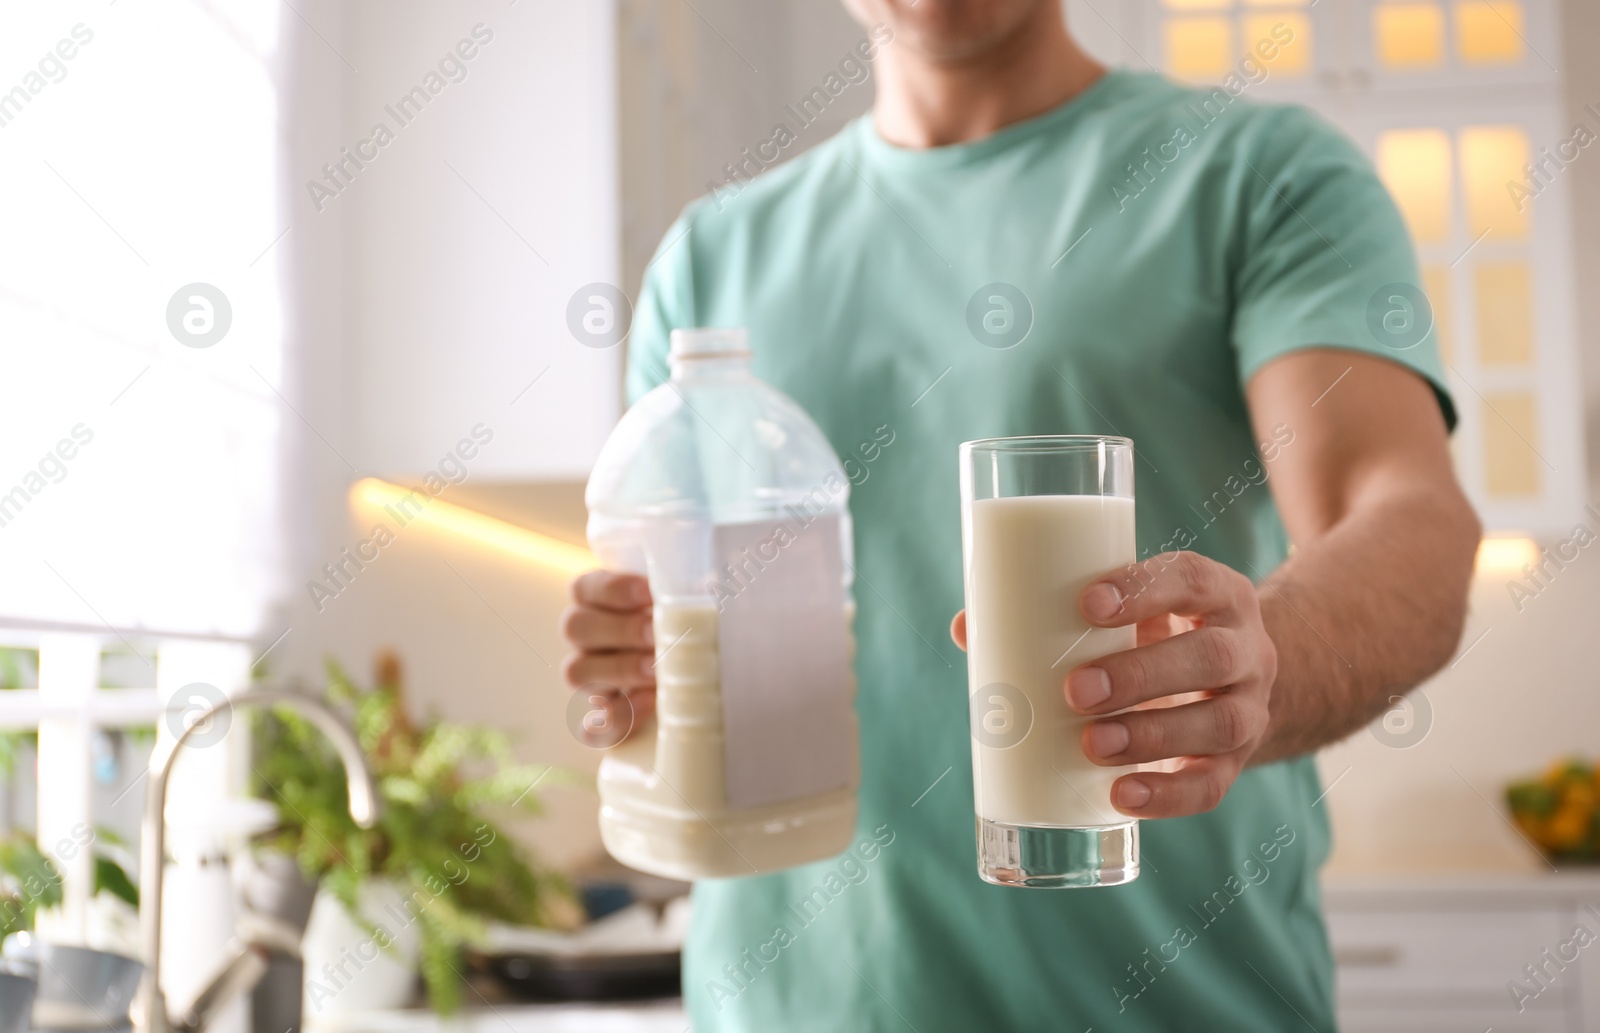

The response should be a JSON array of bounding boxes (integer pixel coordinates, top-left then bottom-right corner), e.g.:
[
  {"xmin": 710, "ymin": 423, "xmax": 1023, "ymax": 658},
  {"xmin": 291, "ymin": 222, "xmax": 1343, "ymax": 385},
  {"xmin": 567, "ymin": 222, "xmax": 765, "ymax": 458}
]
[{"xmin": 959, "ymin": 435, "xmax": 1139, "ymax": 888}]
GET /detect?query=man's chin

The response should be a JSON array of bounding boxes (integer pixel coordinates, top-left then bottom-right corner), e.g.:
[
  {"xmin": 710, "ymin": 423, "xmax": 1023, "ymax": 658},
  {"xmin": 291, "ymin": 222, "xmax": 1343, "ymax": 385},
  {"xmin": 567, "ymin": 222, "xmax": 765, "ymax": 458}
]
[{"xmin": 850, "ymin": 0, "xmax": 1047, "ymax": 63}]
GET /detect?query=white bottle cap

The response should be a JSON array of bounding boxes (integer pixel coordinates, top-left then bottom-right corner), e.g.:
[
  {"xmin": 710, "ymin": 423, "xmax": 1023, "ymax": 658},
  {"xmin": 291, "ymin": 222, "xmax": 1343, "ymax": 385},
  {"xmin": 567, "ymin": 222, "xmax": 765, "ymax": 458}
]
[{"xmin": 669, "ymin": 327, "xmax": 751, "ymax": 361}]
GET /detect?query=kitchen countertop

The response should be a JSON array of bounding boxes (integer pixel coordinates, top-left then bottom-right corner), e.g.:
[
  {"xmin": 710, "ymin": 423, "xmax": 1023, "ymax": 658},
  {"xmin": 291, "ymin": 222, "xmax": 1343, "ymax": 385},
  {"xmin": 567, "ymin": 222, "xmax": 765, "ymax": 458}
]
[
  {"xmin": 305, "ymin": 999, "xmax": 687, "ymax": 1033},
  {"xmin": 1322, "ymin": 866, "xmax": 1600, "ymax": 907}
]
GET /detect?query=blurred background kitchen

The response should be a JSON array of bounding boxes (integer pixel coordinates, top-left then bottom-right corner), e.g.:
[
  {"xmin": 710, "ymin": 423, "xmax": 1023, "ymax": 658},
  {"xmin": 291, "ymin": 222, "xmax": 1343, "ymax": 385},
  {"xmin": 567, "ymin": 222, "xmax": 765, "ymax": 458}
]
[{"xmin": 0, "ymin": 0, "xmax": 1595, "ymax": 1030}]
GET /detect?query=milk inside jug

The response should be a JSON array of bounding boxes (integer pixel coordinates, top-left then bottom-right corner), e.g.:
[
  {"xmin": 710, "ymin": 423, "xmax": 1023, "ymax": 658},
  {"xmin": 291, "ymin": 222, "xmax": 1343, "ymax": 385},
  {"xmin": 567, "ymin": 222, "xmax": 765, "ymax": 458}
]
[{"xmin": 584, "ymin": 327, "xmax": 859, "ymax": 880}]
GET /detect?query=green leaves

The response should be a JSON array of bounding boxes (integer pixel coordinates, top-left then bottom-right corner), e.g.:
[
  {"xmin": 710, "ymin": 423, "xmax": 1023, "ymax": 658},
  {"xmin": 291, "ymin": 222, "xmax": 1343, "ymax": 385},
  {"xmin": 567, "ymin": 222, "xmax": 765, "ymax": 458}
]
[
  {"xmin": 0, "ymin": 833, "xmax": 64, "ymax": 938},
  {"xmin": 0, "ymin": 647, "xmax": 38, "ymax": 778},
  {"xmin": 93, "ymin": 854, "xmax": 139, "ymax": 908}
]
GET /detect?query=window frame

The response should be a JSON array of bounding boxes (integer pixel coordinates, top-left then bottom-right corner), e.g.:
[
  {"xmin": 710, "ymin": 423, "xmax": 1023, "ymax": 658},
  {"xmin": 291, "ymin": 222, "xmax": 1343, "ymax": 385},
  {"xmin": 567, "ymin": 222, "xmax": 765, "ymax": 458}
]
[{"xmin": 0, "ymin": 618, "xmax": 254, "ymax": 943}]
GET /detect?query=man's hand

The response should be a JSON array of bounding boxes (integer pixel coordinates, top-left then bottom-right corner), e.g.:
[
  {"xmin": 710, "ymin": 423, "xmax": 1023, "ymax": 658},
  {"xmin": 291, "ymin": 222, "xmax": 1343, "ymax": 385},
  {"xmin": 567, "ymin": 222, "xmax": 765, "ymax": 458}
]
[
  {"xmin": 949, "ymin": 352, "xmax": 1480, "ymax": 820},
  {"xmin": 559, "ymin": 570, "xmax": 656, "ymax": 745},
  {"xmin": 950, "ymin": 550, "xmax": 1277, "ymax": 820},
  {"xmin": 1065, "ymin": 551, "xmax": 1276, "ymax": 817}
]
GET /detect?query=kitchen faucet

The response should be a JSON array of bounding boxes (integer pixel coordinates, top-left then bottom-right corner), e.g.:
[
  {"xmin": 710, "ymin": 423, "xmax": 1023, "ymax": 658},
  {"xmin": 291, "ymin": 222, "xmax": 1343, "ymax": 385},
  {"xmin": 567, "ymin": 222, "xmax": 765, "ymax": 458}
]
[{"xmin": 136, "ymin": 687, "xmax": 380, "ymax": 1033}]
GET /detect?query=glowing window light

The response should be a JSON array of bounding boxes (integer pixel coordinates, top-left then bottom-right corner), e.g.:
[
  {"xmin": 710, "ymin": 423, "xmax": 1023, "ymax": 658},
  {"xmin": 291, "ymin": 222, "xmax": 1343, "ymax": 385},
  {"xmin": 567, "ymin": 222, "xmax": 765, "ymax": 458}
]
[
  {"xmin": 1243, "ymin": 12, "xmax": 1312, "ymax": 75},
  {"xmin": 1164, "ymin": 16, "xmax": 1235, "ymax": 80},
  {"xmin": 1456, "ymin": 0, "xmax": 1525, "ymax": 64},
  {"xmin": 1474, "ymin": 261, "xmax": 1535, "ymax": 365},
  {"xmin": 1460, "ymin": 125, "xmax": 1531, "ymax": 239},
  {"xmin": 1481, "ymin": 392, "xmax": 1541, "ymax": 498},
  {"xmin": 1376, "ymin": 129, "xmax": 1454, "ymax": 243},
  {"xmin": 350, "ymin": 478, "xmax": 598, "ymax": 577},
  {"xmin": 1375, "ymin": 3, "xmax": 1447, "ymax": 69}
]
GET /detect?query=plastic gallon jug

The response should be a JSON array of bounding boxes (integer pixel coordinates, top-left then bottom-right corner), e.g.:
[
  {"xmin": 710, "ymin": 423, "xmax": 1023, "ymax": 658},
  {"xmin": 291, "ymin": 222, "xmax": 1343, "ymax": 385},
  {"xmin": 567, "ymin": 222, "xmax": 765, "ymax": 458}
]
[{"xmin": 584, "ymin": 327, "xmax": 859, "ymax": 880}]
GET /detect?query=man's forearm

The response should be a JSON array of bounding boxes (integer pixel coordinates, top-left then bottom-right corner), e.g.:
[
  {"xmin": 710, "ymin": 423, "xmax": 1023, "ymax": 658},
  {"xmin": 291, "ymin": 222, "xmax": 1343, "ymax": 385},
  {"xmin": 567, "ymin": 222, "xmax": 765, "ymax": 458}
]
[{"xmin": 1248, "ymin": 485, "xmax": 1479, "ymax": 766}]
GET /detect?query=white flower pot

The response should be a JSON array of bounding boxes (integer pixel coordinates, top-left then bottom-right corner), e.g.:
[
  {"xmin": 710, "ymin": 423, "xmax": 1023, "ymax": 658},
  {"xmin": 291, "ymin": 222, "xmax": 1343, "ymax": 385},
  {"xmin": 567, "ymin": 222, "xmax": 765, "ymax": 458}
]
[{"xmin": 299, "ymin": 881, "xmax": 421, "ymax": 1016}]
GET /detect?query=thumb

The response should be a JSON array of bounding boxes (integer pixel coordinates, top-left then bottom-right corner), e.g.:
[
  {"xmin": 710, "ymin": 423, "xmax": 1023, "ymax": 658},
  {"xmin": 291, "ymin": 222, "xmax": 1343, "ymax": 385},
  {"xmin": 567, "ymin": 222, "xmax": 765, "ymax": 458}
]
[{"xmin": 950, "ymin": 610, "xmax": 968, "ymax": 652}]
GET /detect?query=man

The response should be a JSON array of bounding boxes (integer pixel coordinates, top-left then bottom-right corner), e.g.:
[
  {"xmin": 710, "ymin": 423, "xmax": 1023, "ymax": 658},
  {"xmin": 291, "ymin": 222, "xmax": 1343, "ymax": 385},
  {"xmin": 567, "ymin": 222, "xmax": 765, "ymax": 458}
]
[{"xmin": 560, "ymin": 0, "xmax": 1480, "ymax": 1028}]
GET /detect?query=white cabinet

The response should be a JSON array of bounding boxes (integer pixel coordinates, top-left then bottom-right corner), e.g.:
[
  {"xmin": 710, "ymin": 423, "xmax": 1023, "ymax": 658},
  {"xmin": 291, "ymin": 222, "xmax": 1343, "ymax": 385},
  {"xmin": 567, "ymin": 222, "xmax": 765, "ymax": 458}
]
[
  {"xmin": 1325, "ymin": 873, "xmax": 1600, "ymax": 1031},
  {"xmin": 1339, "ymin": 1009, "xmax": 1571, "ymax": 1033},
  {"xmin": 339, "ymin": 1, "xmax": 622, "ymax": 481}
]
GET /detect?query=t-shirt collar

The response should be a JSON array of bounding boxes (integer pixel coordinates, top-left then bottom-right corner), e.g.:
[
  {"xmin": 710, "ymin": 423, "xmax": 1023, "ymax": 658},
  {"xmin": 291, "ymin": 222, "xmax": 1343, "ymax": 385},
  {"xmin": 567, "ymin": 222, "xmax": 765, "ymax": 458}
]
[{"xmin": 852, "ymin": 67, "xmax": 1130, "ymax": 172}]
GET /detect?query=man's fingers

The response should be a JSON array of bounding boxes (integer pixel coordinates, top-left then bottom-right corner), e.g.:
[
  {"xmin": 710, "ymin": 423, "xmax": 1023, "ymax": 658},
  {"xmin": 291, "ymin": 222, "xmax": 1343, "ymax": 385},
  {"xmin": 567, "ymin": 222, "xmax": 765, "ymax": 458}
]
[
  {"xmin": 950, "ymin": 611, "xmax": 967, "ymax": 651},
  {"xmin": 1135, "ymin": 613, "xmax": 1186, "ymax": 647},
  {"xmin": 561, "ymin": 571, "xmax": 656, "ymax": 748},
  {"xmin": 571, "ymin": 570, "xmax": 652, "ymax": 613},
  {"xmin": 562, "ymin": 649, "xmax": 657, "ymax": 692},
  {"xmin": 623, "ymin": 690, "xmax": 655, "ymax": 733},
  {"xmin": 1066, "ymin": 627, "xmax": 1250, "ymax": 713},
  {"xmin": 575, "ymin": 688, "xmax": 656, "ymax": 748},
  {"xmin": 1082, "ymin": 695, "xmax": 1265, "ymax": 765},
  {"xmin": 560, "ymin": 605, "xmax": 654, "ymax": 651},
  {"xmin": 1109, "ymin": 754, "xmax": 1242, "ymax": 818},
  {"xmin": 1081, "ymin": 551, "xmax": 1253, "ymax": 628}
]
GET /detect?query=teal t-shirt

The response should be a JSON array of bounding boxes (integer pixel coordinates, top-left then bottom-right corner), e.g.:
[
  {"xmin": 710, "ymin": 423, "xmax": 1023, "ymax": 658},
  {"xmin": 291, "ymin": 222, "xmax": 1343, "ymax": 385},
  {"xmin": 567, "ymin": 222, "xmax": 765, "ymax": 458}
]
[{"xmin": 624, "ymin": 69, "xmax": 1450, "ymax": 1032}]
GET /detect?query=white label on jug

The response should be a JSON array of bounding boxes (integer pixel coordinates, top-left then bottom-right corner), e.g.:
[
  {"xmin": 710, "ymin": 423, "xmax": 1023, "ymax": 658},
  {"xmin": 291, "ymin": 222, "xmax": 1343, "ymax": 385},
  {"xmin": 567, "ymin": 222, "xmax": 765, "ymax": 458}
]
[{"xmin": 711, "ymin": 513, "xmax": 852, "ymax": 810}]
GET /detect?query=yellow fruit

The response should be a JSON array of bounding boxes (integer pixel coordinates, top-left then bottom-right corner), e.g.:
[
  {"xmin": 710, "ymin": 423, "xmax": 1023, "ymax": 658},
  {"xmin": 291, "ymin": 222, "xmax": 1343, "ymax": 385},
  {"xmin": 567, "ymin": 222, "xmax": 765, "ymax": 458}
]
[
  {"xmin": 1546, "ymin": 806, "xmax": 1590, "ymax": 850},
  {"xmin": 1545, "ymin": 760, "xmax": 1586, "ymax": 786},
  {"xmin": 1509, "ymin": 758, "xmax": 1599, "ymax": 856}
]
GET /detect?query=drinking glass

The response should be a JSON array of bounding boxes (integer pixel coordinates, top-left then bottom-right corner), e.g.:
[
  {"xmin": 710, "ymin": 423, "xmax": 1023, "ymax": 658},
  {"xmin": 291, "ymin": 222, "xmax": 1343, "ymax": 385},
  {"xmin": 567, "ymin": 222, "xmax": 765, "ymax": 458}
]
[{"xmin": 959, "ymin": 435, "xmax": 1139, "ymax": 888}]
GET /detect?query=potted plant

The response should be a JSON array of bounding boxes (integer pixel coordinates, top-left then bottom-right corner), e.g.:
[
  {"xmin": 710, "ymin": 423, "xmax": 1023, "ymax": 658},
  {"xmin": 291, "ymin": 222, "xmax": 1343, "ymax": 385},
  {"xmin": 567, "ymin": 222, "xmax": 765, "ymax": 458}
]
[{"xmin": 251, "ymin": 653, "xmax": 574, "ymax": 1013}]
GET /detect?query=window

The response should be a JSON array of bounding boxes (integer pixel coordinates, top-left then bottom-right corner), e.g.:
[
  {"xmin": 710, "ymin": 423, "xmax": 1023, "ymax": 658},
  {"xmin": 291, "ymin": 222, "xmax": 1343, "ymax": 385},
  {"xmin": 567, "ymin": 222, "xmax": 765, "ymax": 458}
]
[
  {"xmin": 1365, "ymin": 105, "xmax": 1580, "ymax": 525},
  {"xmin": 1454, "ymin": 1, "xmax": 1526, "ymax": 65},
  {"xmin": 1371, "ymin": 1, "xmax": 1528, "ymax": 71},
  {"xmin": 1375, "ymin": 5, "xmax": 1448, "ymax": 70},
  {"xmin": 0, "ymin": 1, "xmax": 282, "ymax": 941}
]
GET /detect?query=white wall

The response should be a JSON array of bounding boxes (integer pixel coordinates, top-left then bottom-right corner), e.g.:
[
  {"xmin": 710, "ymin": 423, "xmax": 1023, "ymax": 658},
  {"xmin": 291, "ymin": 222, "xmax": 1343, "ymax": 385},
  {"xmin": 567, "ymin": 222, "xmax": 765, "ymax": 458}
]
[
  {"xmin": 340, "ymin": 0, "xmax": 620, "ymax": 481},
  {"xmin": 617, "ymin": 0, "xmax": 880, "ymax": 292},
  {"xmin": 1320, "ymin": 562, "xmax": 1600, "ymax": 873}
]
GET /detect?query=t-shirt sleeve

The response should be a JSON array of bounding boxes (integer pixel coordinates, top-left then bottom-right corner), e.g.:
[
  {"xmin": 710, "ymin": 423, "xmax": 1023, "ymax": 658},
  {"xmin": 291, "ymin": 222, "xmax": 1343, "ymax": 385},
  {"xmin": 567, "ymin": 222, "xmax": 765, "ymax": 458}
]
[
  {"xmin": 1229, "ymin": 105, "xmax": 1456, "ymax": 430},
  {"xmin": 624, "ymin": 209, "xmax": 699, "ymax": 406}
]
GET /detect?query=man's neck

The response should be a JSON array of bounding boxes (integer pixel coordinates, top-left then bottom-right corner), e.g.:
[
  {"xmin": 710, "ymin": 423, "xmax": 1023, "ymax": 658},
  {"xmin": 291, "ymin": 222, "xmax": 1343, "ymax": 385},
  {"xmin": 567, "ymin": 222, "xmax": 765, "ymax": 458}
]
[{"xmin": 871, "ymin": 8, "xmax": 1105, "ymax": 149}]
